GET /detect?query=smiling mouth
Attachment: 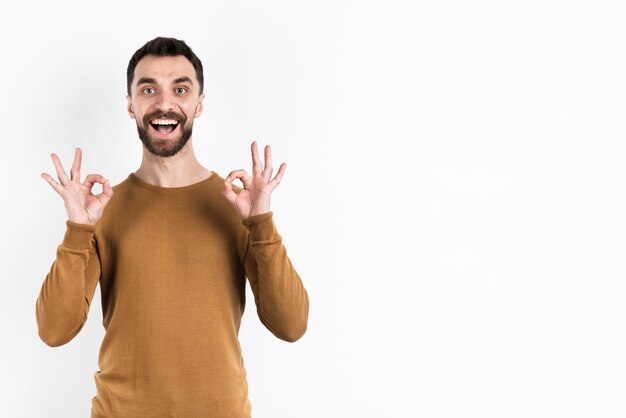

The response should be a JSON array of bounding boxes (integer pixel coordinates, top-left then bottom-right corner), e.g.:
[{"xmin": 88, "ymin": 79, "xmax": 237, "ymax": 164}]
[{"xmin": 149, "ymin": 119, "xmax": 180, "ymax": 137}]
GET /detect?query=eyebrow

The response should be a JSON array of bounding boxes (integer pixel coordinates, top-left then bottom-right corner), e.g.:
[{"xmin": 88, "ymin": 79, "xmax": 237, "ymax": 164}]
[
  {"xmin": 173, "ymin": 76, "xmax": 193, "ymax": 85},
  {"xmin": 136, "ymin": 76, "xmax": 194, "ymax": 86},
  {"xmin": 136, "ymin": 77, "xmax": 156, "ymax": 86}
]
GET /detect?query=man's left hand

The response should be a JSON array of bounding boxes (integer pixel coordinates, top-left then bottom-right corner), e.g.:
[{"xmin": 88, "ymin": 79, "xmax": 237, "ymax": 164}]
[{"xmin": 223, "ymin": 141, "xmax": 286, "ymax": 221}]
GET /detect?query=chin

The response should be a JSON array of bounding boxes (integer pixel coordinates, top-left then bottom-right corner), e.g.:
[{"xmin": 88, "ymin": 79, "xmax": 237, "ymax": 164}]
[{"xmin": 137, "ymin": 124, "xmax": 193, "ymax": 158}]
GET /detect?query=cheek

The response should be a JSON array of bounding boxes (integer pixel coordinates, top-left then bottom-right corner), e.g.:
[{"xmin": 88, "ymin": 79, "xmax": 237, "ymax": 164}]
[
  {"xmin": 135, "ymin": 105, "xmax": 151, "ymax": 122},
  {"xmin": 132, "ymin": 98, "xmax": 152, "ymax": 114},
  {"xmin": 192, "ymin": 103, "xmax": 202, "ymax": 117},
  {"xmin": 182, "ymin": 104, "xmax": 198, "ymax": 119}
]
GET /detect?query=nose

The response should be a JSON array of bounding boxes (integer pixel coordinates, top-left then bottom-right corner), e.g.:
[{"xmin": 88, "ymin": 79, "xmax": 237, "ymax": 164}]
[{"xmin": 154, "ymin": 90, "xmax": 174, "ymax": 112}]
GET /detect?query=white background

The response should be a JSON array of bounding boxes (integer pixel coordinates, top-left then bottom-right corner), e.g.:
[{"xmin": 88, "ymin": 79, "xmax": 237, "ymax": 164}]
[{"xmin": 1, "ymin": 0, "xmax": 625, "ymax": 417}]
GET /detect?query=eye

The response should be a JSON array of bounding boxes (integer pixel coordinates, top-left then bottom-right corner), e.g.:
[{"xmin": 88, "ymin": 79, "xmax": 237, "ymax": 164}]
[
  {"xmin": 175, "ymin": 87, "xmax": 187, "ymax": 94},
  {"xmin": 142, "ymin": 87, "xmax": 155, "ymax": 94}
]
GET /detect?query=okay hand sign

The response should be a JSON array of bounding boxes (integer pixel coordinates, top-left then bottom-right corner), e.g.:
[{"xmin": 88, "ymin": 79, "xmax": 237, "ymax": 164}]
[
  {"xmin": 41, "ymin": 147, "xmax": 114, "ymax": 226},
  {"xmin": 222, "ymin": 141, "xmax": 286, "ymax": 221}
]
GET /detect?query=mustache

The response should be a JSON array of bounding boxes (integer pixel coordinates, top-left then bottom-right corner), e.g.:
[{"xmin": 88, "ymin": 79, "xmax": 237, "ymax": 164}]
[{"xmin": 143, "ymin": 111, "xmax": 187, "ymax": 124}]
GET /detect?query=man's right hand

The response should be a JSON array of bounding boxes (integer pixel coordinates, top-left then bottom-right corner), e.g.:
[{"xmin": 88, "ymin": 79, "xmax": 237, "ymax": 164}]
[{"xmin": 41, "ymin": 147, "xmax": 114, "ymax": 226}]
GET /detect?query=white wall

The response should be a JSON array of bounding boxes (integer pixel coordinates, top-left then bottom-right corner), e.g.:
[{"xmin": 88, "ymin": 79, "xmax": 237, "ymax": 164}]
[{"xmin": 2, "ymin": 0, "xmax": 626, "ymax": 417}]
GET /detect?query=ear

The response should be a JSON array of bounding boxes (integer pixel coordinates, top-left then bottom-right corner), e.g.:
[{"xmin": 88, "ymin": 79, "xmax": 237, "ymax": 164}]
[
  {"xmin": 126, "ymin": 94, "xmax": 136, "ymax": 119},
  {"xmin": 195, "ymin": 93, "xmax": 205, "ymax": 118}
]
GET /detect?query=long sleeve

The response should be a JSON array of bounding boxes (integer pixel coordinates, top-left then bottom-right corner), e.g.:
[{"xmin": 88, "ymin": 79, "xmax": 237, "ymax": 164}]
[
  {"xmin": 35, "ymin": 220, "xmax": 101, "ymax": 347},
  {"xmin": 241, "ymin": 211, "xmax": 309, "ymax": 342}
]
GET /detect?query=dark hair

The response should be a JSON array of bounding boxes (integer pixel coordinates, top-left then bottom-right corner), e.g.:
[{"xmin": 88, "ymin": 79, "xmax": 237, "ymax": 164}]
[{"xmin": 126, "ymin": 36, "xmax": 204, "ymax": 96}]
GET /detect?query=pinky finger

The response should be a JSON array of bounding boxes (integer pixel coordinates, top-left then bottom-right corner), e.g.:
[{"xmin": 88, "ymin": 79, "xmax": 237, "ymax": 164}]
[
  {"xmin": 41, "ymin": 172, "xmax": 64, "ymax": 196},
  {"xmin": 269, "ymin": 163, "xmax": 286, "ymax": 188}
]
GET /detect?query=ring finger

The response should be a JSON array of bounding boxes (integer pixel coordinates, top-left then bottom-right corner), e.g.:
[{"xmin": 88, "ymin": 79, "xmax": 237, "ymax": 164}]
[{"xmin": 50, "ymin": 153, "xmax": 71, "ymax": 185}]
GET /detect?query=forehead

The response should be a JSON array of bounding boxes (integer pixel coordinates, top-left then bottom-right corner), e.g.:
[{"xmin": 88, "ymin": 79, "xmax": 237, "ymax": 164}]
[{"xmin": 133, "ymin": 55, "xmax": 197, "ymax": 85}]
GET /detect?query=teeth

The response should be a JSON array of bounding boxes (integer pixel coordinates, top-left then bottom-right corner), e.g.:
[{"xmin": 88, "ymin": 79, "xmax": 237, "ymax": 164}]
[{"xmin": 151, "ymin": 119, "xmax": 179, "ymax": 125}]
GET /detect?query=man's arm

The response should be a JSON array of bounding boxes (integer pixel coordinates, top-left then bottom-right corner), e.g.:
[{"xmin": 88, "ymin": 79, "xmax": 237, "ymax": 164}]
[
  {"xmin": 241, "ymin": 211, "xmax": 309, "ymax": 343},
  {"xmin": 35, "ymin": 220, "xmax": 101, "ymax": 347}
]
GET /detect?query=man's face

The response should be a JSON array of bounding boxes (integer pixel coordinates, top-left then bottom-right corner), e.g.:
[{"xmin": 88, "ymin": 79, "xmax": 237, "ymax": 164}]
[{"xmin": 126, "ymin": 55, "xmax": 205, "ymax": 157}]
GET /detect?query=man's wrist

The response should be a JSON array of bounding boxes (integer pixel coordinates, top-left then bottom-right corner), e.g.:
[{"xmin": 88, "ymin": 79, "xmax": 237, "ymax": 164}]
[{"xmin": 242, "ymin": 211, "xmax": 279, "ymax": 241}]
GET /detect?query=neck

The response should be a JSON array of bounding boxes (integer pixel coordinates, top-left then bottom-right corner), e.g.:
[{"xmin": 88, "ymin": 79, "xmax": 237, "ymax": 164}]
[{"xmin": 134, "ymin": 137, "xmax": 212, "ymax": 187}]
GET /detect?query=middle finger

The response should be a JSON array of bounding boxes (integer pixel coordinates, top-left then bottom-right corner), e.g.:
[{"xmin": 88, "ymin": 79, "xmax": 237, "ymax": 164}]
[
  {"xmin": 263, "ymin": 144, "xmax": 273, "ymax": 180},
  {"xmin": 70, "ymin": 147, "xmax": 82, "ymax": 181},
  {"xmin": 251, "ymin": 141, "xmax": 263, "ymax": 176}
]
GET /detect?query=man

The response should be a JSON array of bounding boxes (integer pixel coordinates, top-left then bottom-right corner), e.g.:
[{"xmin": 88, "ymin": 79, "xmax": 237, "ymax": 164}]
[{"xmin": 36, "ymin": 36, "xmax": 309, "ymax": 418}]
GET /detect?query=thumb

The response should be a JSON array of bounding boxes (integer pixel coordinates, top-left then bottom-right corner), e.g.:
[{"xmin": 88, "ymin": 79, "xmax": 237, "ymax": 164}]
[
  {"xmin": 96, "ymin": 179, "xmax": 114, "ymax": 206},
  {"xmin": 222, "ymin": 180, "xmax": 237, "ymax": 204}
]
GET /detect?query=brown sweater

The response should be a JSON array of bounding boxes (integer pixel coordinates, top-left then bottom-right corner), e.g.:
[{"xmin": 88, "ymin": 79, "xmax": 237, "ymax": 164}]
[{"xmin": 35, "ymin": 171, "xmax": 309, "ymax": 418}]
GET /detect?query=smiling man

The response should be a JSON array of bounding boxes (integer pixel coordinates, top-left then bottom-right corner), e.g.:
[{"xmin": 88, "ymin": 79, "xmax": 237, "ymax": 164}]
[
  {"xmin": 130, "ymin": 54, "xmax": 200, "ymax": 158},
  {"xmin": 36, "ymin": 37, "xmax": 309, "ymax": 418}
]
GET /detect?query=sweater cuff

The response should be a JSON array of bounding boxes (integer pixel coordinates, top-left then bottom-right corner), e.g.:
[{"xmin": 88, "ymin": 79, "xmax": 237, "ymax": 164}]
[
  {"xmin": 242, "ymin": 211, "xmax": 279, "ymax": 242},
  {"xmin": 62, "ymin": 220, "xmax": 96, "ymax": 250}
]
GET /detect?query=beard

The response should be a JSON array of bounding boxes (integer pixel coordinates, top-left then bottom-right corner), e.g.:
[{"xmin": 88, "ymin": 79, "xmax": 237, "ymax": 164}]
[{"xmin": 136, "ymin": 110, "xmax": 194, "ymax": 158}]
